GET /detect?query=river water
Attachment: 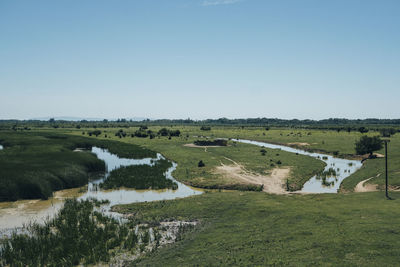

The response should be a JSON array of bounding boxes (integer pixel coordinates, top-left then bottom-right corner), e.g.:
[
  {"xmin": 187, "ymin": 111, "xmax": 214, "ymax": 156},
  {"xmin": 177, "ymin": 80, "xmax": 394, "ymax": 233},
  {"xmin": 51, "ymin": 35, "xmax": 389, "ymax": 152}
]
[
  {"xmin": 0, "ymin": 147, "xmax": 202, "ymax": 236},
  {"xmin": 233, "ymin": 139, "xmax": 362, "ymax": 193},
  {"xmin": 0, "ymin": 140, "xmax": 362, "ymax": 236}
]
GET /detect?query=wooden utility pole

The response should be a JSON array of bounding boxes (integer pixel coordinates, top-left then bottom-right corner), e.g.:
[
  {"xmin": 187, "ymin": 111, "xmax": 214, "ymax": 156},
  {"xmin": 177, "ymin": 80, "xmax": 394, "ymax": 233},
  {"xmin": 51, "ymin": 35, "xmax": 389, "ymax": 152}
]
[{"xmin": 383, "ymin": 139, "xmax": 391, "ymax": 199}]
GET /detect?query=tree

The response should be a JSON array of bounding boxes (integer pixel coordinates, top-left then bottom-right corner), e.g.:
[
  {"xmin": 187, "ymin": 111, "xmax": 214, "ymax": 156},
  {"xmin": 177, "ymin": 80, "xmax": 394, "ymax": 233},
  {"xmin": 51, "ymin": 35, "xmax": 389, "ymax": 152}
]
[
  {"xmin": 379, "ymin": 128, "xmax": 396, "ymax": 137},
  {"xmin": 91, "ymin": 130, "xmax": 101, "ymax": 137},
  {"xmin": 158, "ymin": 128, "xmax": 169, "ymax": 136},
  {"xmin": 355, "ymin": 136, "xmax": 382, "ymax": 156},
  {"xmin": 358, "ymin": 127, "xmax": 369, "ymax": 133}
]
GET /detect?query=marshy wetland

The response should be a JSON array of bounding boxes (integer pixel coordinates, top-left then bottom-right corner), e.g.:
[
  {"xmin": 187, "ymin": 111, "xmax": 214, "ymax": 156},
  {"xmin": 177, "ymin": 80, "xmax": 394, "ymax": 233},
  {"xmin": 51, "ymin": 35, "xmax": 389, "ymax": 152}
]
[
  {"xmin": 0, "ymin": 135, "xmax": 202, "ymax": 234},
  {"xmin": 1, "ymin": 125, "xmax": 400, "ymax": 265}
]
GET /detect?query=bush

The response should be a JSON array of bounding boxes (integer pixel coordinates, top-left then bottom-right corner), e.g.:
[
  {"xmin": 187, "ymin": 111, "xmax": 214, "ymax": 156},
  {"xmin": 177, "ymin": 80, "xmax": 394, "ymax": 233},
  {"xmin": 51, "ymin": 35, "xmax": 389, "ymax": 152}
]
[
  {"xmin": 200, "ymin": 126, "xmax": 211, "ymax": 131},
  {"xmin": 134, "ymin": 130, "xmax": 148, "ymax": 138},
  {"xmin": 158, "ymin": 128, "xmax": 181, "ymax": 137},
  {"xmin": 89, "ymin": 130, "xmax": 102, "ymax": 137},
  {"xmin": 379, "ymin": 128, "xmax": 396, "ymax": 137},
  {"xmin": 358, "ymin": 127, "xmax": 369, "ymax": 133},
  {"xmin": 115, "ymin": 129, "xmax": 127, "ymax": 138},
  {"xmin": 194, "ymin": 139, "xmax": 227, "ymax": 146},
  {"xmin": 355, "ymin": 135, "xmax": 383, "ymax": 156}
]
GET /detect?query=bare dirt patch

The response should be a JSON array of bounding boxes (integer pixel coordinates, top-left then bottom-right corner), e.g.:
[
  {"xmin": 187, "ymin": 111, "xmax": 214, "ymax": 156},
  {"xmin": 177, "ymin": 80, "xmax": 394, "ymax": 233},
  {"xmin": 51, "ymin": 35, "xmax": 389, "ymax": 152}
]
[
  {"xmin": 287, "ymin": 142, "xmax": 310, "ymax": 146},
  {"xmin": 214, "ymin": 159, "xmax": 291, "ymax": 194},
  {"xmin": 355, "ymin": 175, "xmax": 380, "ymax": 192}
]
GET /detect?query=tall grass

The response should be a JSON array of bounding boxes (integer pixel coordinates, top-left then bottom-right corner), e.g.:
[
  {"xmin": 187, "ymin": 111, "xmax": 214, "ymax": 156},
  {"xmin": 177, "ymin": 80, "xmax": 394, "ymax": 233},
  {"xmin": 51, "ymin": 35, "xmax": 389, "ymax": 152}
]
[
  {"xmin": 0, "ymin": 199, "xmax": 127, "ymax": 266},
  {"xmin": 0, "ymin": 198, "xmax": 193, "ymax": 266},
  {"xmin": 0, "ymin": 131, "xmax": 156, "ymax": 201},
  {"xmin": 100, "ymin": 159, "xmax": 177, "ymax": 190}
]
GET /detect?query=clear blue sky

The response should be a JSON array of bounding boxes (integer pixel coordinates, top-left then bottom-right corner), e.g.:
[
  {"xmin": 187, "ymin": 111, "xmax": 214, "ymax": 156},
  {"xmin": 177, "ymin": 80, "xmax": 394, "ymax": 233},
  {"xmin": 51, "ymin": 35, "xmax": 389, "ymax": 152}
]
[{"xmin": 1, "ymin": 0, "xmax": 399, "ymax": 120}]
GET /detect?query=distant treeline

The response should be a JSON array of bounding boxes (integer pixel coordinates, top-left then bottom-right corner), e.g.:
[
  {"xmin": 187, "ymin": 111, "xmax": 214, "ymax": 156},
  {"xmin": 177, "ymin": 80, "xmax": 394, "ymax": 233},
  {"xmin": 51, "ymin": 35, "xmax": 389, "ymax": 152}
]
[{"xmin": 2, "ymin": 118, "xmax": 400, "ymax": 130}]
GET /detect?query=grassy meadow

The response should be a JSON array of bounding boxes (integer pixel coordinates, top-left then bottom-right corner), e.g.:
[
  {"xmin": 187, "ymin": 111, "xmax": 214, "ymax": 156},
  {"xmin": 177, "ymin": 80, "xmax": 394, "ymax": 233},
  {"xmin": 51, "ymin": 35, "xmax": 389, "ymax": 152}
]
[{"xmin": 114, "ymin": 191, "xmax": 400, "ymax": 266}]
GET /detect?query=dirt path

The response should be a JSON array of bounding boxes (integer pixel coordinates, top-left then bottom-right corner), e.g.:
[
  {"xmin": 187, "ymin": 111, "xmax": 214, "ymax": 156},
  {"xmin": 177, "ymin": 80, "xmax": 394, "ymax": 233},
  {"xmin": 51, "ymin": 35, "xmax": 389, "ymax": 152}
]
[
  {"xmin": 354, "ymin": 174, "xmax": 380, "ymax": 192},
  {"xmin": 184, "ymin": 143, "xmax": 227, "ymax": 152},
  {"xmin": 215, "ymin": 158, "xmax": 291, "ymax": 194}
]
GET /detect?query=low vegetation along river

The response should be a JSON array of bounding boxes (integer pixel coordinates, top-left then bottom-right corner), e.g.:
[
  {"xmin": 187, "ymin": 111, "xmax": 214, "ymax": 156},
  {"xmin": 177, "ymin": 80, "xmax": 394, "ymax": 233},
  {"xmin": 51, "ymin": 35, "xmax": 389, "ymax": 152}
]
[{"xmin": 0, "ymin": 140, "xmax": 362, "ymax": 236}]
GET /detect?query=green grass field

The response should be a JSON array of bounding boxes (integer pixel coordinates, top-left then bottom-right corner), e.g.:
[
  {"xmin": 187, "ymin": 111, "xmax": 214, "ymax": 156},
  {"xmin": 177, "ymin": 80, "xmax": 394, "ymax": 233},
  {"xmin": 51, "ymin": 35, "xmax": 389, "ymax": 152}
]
[{"xmin": 114, "ymin": 191, "xmax": 400, "ymax": 266}]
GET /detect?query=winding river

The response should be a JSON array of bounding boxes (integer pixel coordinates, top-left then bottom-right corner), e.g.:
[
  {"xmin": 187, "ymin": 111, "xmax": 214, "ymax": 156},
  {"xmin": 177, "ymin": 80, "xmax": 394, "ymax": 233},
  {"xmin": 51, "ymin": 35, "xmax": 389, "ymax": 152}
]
[
  {"xmin": 0, "ymin": 139, "xmax": 362, "ymax": 236},
  {"xmin": 0, "ymin": 147, "xmax": 202, "ymax": 237},
  {"xmin": 234, "ymin": 139, "xmax": 362, "ymax": 193},
  {"xmin": 79, "ymin": 147, "xmax": 203, "ymax": 217}
]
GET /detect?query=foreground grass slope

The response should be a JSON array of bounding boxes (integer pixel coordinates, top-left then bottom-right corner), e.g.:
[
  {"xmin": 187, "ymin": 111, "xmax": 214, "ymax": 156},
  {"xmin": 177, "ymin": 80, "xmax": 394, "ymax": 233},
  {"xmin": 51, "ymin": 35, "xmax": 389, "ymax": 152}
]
[{"xmin": 115, "ymin": 191, "xmax": 400, "ymax": 266}]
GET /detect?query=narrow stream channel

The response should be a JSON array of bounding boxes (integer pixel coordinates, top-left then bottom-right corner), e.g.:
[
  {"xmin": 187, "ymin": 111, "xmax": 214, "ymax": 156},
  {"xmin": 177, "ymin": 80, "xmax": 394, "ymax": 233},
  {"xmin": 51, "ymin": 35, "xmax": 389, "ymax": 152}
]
[
  {"xmin": 234, "ymin": 139, "xmax": 362, "ymax": 193},
  {"xmin": 79, "ymin": 147, "xmax": 203, "ymax": 217}
]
